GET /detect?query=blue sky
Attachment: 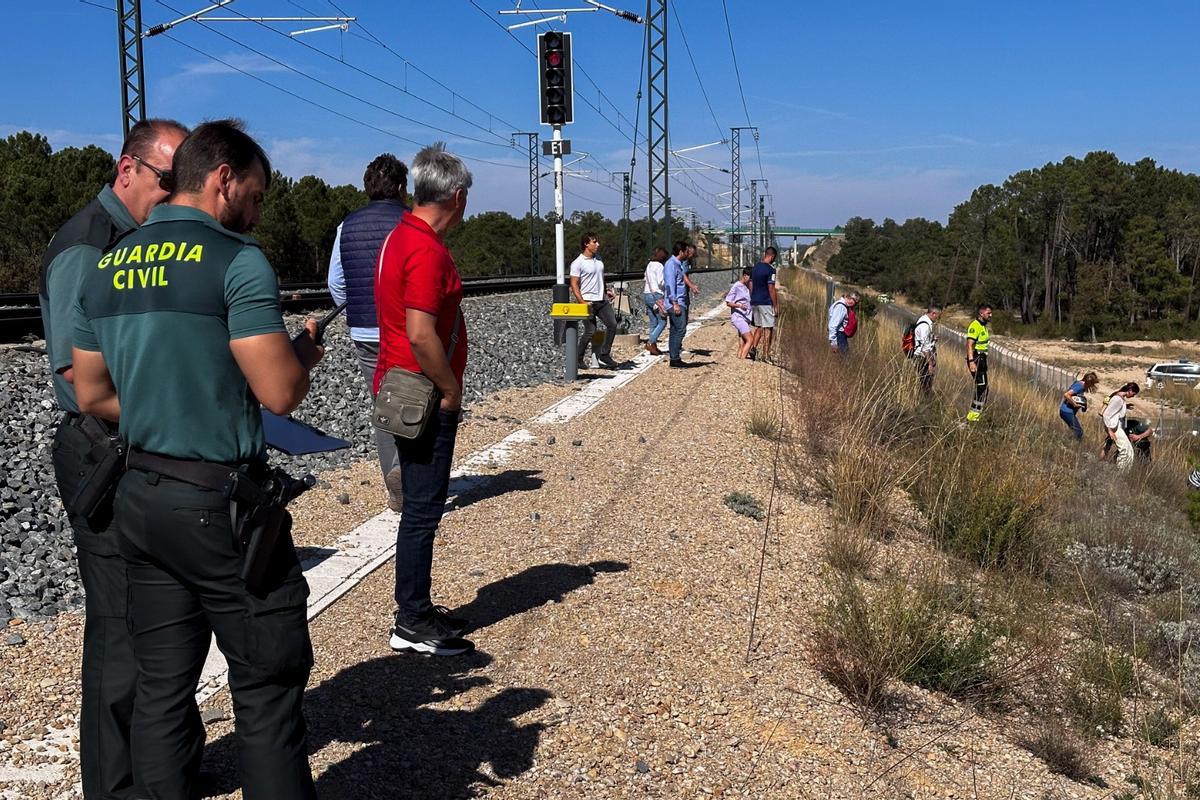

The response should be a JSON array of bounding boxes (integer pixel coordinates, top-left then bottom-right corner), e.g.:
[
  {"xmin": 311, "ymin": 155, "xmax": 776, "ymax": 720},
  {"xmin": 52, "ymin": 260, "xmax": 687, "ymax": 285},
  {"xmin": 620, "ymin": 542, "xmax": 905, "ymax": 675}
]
[{"xmin": 11, "ymin": 1, "xmax": 1200, "ymax": 228}]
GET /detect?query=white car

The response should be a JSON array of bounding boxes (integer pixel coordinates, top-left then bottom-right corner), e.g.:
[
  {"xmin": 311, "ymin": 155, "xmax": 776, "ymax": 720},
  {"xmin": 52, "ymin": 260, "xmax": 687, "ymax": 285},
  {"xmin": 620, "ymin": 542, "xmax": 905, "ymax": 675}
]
[{"xmin": 1146, "ymin": 360, "xmax": 1200, "ymax": 386}]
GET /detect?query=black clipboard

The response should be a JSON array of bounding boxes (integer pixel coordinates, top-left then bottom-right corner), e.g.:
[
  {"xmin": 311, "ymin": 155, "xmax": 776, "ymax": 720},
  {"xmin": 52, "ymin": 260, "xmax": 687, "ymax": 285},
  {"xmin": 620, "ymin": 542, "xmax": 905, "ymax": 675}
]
[{"xmin": 262, "ymin": 410, "xmax": 350, "ymax": 455}]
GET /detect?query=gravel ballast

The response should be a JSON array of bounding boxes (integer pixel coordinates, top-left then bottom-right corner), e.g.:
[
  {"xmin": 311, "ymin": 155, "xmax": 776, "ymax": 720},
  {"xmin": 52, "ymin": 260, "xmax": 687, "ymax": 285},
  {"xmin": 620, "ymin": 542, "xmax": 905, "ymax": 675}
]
[{"xmin": 0, "ymin": 278, "xmax": 731, "ymax": 622}]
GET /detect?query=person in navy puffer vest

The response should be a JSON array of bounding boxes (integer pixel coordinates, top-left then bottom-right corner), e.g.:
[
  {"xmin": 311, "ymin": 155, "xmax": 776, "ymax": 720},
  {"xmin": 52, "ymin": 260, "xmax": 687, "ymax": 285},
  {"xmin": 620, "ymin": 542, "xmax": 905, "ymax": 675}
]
[{"xmin": 328, "ymin": 154, "xmax": 409, "ymax": 511}]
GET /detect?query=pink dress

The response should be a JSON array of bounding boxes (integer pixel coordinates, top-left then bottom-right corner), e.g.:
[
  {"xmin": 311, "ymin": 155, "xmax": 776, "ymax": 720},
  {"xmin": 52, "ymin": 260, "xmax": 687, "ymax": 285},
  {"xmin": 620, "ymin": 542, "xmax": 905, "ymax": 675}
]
[{"xmin": 726, "ymin": 282, "xmax": 752, "ymax": 335}]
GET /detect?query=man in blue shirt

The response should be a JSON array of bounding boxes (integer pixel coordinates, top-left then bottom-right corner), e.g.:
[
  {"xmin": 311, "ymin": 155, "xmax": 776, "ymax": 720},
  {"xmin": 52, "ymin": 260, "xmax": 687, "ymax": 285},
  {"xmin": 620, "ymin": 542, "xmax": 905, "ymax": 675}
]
[
  {"xmin": 328, "ymin": 154, "xmax": 409, "ymax": 511},
  {"xmin": 663, "ymin": 240, "xmax": 690, "ymax": 367},
  {"xmin": 749, "ymin": 247, "xmax": 778, "ymax": 361}
]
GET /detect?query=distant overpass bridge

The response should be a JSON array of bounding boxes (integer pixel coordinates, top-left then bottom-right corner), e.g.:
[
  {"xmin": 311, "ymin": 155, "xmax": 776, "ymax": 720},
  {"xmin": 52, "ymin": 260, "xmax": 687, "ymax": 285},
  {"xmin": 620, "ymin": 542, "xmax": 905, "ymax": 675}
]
[
  {"xmin": 700, "ymin": 226, "xmax": 845, "ymax": 238},
  {"xmin": 698, "ymin": 226, "xmax": 844, "ymax": 266}
]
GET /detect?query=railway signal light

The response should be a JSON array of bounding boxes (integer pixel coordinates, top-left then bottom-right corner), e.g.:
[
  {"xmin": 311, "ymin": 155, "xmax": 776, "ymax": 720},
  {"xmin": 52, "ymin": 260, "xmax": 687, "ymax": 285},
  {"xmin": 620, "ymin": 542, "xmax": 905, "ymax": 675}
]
[{"xmin": 538, "ymin": 31, "xmax": 574, "ymax": 126}]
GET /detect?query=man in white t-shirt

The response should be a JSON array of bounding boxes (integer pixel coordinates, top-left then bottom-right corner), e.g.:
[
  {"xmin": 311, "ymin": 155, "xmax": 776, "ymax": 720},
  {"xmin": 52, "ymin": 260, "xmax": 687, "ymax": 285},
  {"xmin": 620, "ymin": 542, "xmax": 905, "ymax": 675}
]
[{"xmin": 570, "ymin": 231, "xmax": 619, "ymax": 369}]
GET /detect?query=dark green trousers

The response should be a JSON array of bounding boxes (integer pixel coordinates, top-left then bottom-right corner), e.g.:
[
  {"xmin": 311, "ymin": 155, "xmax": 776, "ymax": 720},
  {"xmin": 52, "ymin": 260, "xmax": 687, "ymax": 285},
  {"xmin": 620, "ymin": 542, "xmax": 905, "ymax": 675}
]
[
  {"xmin": 51, "ymin": 418, "xmax": 138, "ymax": 800},
  {"xmin": 115, "ymin": 467, "xmax": 316, "ymax": 800}
]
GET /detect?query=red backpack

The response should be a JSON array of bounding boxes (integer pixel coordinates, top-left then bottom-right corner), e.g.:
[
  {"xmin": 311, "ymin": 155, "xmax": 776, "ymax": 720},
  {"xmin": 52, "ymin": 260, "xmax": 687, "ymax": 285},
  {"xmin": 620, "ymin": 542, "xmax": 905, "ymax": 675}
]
[{"xmin": 836, "ymin": 301, "xmax": 858, "ymax": 338}]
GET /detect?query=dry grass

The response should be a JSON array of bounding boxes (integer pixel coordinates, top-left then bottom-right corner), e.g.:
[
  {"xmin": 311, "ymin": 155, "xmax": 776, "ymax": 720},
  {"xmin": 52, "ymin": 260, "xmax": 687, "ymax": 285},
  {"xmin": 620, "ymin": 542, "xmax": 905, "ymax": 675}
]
[
  {"xmin": 820, "ymin": 528, "xmax": 878, "ymax": 576},
  {"xmin": 780, "ymin": 269, "xmax": 1200, "ymax": 786}
]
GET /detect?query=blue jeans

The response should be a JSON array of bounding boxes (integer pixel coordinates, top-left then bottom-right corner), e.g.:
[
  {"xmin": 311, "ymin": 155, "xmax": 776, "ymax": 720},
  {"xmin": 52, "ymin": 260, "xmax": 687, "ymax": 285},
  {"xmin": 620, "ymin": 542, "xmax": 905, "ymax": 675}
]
[
  {"xmin": 835, "ymin": 332, "xmax": 849, "ymax": 355},
  {"xmin": 393, "ymin": 409, "xmax": 460, "ymax": 621},
  {"xmin": 1060, "ymin": 407, "xmax": 1083, "ymax": 439},
  {"xmin": 643, "ymin": 292, "xmax": 666, "ymax": 344},
  {"xmin": 667, "ymin": 308, "xmax": 687, "ymax": 361}
]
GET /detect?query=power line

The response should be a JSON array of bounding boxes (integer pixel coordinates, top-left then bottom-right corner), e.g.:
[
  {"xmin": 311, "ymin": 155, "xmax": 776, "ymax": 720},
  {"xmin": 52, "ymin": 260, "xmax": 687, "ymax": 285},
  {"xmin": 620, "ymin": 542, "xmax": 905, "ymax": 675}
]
[
  {"xmin": 668, "ymin": 0, "xmax": 724, "ymax": 141},
  {"xmin": 153, "ymin": 0, "xmax": 518, "ymax": 150},
  {"xmin": 718, "ymin": 0, "xmax": 764, "ymax": 180},
  {"xmin": 320, "ymin": 0, "xmax": 525, "ymax": 138},
  {"xmin": 159, "ymin": 32, "xmax": 522, "ymax": 170}
]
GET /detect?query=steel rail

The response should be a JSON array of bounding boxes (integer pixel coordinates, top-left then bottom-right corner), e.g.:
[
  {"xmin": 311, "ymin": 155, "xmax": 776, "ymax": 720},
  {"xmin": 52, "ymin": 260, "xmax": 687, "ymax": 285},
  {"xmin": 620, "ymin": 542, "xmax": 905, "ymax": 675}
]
[{"xmin": 0, "ymin": 267, "xmax": 731, "ymax": 343}]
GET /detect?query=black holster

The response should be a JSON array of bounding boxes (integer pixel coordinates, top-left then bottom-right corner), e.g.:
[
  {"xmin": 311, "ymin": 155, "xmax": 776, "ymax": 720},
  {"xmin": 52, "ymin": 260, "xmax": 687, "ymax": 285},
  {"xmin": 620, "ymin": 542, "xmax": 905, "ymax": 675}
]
[
  {"xmin": 65, "ymin": 415, "xmax": 127, "ymax": 524},
  {"xmin": 235, "ymin": 495, "xmax": 292, "ymax": 594},
  {"xmin": 125, "ymin": 450, "xmax": 310, "ymax": 594}
]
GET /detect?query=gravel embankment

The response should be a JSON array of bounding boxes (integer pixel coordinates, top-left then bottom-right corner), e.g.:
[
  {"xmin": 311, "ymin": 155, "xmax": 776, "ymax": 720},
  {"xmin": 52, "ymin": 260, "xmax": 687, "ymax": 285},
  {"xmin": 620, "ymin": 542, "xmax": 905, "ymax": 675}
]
[{"xmin": 0, "ymin": 279, "xmax": 731, "ymax": 623}]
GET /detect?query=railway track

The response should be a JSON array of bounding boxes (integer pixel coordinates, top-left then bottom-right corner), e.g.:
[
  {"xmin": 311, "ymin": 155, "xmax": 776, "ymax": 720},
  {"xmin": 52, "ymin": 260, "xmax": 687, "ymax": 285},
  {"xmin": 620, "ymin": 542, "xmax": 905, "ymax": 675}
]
[{"xmin": 0, "ymin": 267, "xmax": 734, "ymax": 343}]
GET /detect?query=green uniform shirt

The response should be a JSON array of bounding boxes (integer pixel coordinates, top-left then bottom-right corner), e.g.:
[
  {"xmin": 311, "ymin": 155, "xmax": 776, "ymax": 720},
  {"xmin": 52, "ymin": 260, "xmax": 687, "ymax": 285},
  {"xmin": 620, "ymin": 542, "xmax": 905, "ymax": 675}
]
[
  {"xmin": 40, "ymin": 186, "xmax": 138, "ymax": 413},
  {"xmin": 73, "ymin": 205, "xmax": 285, "ymax": 462},
  {"xmin": 966, "ymin": 319, "xmax": 990, "ymax": 353}
]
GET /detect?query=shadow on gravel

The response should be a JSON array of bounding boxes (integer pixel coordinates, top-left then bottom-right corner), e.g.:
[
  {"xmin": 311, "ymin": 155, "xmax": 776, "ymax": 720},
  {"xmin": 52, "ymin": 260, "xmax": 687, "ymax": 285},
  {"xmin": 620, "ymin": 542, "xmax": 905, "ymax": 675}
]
[
  {"xmin": 455, "ymin": 560, "xmax": 629, "ymax": 633},
  {"xmin": 446, "ymin": 468, "xmax": 544, "ymax": 513},
  {"xmin": 200, "ymin": 562, "xmax": 626, "ymax": 797},
  {"xmin": 200, "ymin": 649, "xmax": 550, "ymax": 799}
]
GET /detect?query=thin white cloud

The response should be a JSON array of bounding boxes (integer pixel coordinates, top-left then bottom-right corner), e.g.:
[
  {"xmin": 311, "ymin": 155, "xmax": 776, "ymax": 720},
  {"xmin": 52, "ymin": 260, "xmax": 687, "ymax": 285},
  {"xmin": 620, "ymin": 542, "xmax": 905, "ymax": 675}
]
[
  {"xmin": 748, "ymin": 95, "xmax": 854, "ymax": 121},
  {"xmin": 770, "ymin": 143, "xmax": 957, "ymax": 158},
  {"xmin": 0, "ymin": 124, "xmax": 123, "ymax": 154},
  {"xmin": 174, "ymin": 53, "xmax": 292, "ymax": 79}
]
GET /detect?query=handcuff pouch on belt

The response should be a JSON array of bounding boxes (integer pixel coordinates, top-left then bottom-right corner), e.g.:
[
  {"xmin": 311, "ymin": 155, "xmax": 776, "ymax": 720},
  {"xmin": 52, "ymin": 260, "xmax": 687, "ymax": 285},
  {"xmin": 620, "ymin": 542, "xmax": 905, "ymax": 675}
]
[{"xmin": 66, "ymin": 415, "xmax": 127, "ymax": 524}]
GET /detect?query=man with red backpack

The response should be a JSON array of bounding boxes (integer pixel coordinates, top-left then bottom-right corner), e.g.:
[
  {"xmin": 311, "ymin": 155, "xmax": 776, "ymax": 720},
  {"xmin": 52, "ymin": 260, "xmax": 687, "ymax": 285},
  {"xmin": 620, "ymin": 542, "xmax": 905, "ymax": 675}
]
[
  {"xmin": 901, "ymin": 304, "xmax": 941, "ymax": 392},
  {"xmin": 827, "ymin": 291, "xmax": 859, "ymax": 355}
]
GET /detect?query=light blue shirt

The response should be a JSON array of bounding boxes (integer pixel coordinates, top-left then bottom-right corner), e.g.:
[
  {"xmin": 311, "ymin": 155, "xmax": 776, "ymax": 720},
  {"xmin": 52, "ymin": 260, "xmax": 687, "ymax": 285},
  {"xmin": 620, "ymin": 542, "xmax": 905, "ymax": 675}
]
[
  {"xmin": 327, "ymin": 222, "xmax": 379, "ymax": 342},
  {"xmin": 827, "ymin": 300, "xmax": 849, "ymax": 346},
  {"xmin": 663, "ymin": 255, "xmax": 686, "ymax": 306}
]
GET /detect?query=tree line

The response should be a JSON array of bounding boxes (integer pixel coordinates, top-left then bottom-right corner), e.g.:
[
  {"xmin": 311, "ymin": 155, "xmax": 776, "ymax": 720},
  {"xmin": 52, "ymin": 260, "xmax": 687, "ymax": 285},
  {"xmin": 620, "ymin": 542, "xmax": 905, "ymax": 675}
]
[
  {"xmin": 826, "ymin": 151, "xmax": 1200, "ymax": 339},
  {"xmin": 0, "ymin": 130, "xmax": 696, "ymax": 293}
]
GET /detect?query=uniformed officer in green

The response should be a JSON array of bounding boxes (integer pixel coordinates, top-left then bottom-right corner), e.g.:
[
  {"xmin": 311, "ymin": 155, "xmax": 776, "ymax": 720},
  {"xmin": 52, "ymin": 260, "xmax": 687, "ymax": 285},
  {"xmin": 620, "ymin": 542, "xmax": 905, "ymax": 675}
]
[
  {"xmin": 966, "ymin": 303, "xmax": 993, "ymax": 421},
  {"xmin": 71, "ymin": 120, "xmax": 322, "ymax": 800},
  {"xmin": 39, "ymin": 117, "xmax": 188, "ymax": 800}
]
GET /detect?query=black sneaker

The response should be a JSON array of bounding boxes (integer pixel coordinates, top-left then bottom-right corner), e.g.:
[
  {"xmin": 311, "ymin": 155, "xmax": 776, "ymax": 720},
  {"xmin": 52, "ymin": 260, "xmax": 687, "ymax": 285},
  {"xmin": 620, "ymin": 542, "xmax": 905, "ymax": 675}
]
[
  {"xmin": 597, "ymin": 354, "xmax": 619, "ymax": 369},
  {"xmin": 669, "ymin": 359, "xmax": 687, "ymax": 368},
  {"xmin": 390, "ymin": 611, "xmax": 475, "ymax": 656}
]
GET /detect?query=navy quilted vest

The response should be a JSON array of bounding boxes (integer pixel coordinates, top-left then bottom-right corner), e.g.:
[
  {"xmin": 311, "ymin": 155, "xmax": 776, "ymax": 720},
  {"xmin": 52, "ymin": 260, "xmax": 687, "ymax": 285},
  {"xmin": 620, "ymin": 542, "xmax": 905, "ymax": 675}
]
[{"xmin": 339, "ymin": 199, "xmax": 407, "ymax": 328}]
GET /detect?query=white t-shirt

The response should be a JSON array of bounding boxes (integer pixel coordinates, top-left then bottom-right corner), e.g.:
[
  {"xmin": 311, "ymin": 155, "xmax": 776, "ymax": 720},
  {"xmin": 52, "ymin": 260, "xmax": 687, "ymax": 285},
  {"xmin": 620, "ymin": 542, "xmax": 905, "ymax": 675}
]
[
  {"xmin": 1102, "ymin": 395, "xmax": 1127, "ymax": 431},
  {"xmin": 643, "ymin": 260, "xmax": 665, "ymax": 295},
  {"xmin": 570, "ymin": 254, "xmax": 606, "ymax": 301}
]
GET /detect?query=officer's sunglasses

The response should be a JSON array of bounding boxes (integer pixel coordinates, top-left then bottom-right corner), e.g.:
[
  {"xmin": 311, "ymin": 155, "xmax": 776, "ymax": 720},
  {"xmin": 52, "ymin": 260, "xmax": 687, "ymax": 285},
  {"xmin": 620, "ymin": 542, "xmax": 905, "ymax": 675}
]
[{"xmin": 132, "ymin": 155, "xmax": 174, "ymax": 192}]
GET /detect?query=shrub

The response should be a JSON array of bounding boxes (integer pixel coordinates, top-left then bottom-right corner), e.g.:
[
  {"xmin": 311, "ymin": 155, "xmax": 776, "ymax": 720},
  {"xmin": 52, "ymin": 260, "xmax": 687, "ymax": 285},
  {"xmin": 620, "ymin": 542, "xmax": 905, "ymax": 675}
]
[
  {"xmin": 1020, "ymin": 724, "xmax": 1092, "ymax": 782},
  {"xmin": 906, "ymin": 620, "xmax": 999, "ymax": 698},
  {"xmin": 1111, "ymin": 345, "xmax": 1124, "ymax": 355},
  {"xmin": 723, "ymin": 491, "xmax": 764, "ymax": 520},
  {"xmin": 1066, "ymin": 642, "xmax": 1135, "ymax": 737},
  {"xmin": 810, "ymin": 571, "xmax": 1003, "ymax": 710},
  {"xmin": 911, "ymin": 431, "xmax": 1058, "ymax": 572},
  {"xmin": 746, "ymin": 407, "xmax": 782, "ymax": 440},
  {"xmin": 809, "ymin": 575, "xmax": 934, "ymax": 711},
  {"xmin": 821, "ymin": 528, "xmax": 877, "ymax": 576},
  {"xmin": 1140, "ymin": 705, "xmax": 1181, "ymax": 748}
]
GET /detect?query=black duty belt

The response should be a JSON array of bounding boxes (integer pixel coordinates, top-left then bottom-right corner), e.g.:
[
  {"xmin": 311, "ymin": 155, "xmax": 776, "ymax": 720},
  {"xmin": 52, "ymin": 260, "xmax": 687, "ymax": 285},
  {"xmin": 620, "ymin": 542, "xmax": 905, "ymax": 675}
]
[{"xmin": 127, "ymin": 449, "xmax": 270, "ymax": 505}]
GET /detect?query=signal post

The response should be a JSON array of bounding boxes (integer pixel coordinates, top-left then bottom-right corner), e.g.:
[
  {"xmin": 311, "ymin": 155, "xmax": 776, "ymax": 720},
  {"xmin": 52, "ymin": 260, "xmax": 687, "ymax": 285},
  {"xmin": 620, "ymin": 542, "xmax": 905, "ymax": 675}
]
[{"xmin": 538, "ymin": 30, "xmax": 589, "ymax": 380}]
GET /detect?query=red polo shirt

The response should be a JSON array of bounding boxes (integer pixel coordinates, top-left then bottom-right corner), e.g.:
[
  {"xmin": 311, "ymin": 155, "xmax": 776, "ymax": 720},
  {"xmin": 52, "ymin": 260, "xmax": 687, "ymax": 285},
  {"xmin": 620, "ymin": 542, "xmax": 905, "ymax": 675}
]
[{"xmin": 373, "ymin": 213, "xmax": 468, "ymax": 394}]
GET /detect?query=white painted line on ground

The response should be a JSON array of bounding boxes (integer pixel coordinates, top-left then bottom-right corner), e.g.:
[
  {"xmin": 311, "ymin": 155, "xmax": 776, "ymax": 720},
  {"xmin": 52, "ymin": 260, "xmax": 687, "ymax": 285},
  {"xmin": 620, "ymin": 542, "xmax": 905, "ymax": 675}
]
[
  {"xmin": 533, "ymin": 304, "xmax": 726, "ymax": 425},
  {"xmin": 4, "ymin": 304, "xmax": 729, "ymax": 787}
]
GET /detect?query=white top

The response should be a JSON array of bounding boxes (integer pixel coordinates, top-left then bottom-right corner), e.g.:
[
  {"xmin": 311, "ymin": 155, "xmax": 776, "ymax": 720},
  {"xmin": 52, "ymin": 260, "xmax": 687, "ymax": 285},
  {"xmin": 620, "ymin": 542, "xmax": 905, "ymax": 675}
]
[
  {"xmin": 1102, "ymin": 395, "xmax": 1127, "ymax": 431},
  {"xmin": 643, "ymin": 260, "xmax": 665, "ymax": 295},
  {"xmin": 913, "ymin": 314, "xmax": 935, "ymax": 357},
  {"xmin": 570, "ymin": 254, "xmax": 606, "ymax": 301}
]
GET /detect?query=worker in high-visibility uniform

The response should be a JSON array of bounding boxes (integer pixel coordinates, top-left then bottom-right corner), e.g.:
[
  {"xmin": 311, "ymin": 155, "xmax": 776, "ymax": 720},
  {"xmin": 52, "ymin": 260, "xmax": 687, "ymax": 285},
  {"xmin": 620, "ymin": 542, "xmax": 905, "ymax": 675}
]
[{"xmin": 966, "ymin": 304, "xmax": 992, "ymax": 421}]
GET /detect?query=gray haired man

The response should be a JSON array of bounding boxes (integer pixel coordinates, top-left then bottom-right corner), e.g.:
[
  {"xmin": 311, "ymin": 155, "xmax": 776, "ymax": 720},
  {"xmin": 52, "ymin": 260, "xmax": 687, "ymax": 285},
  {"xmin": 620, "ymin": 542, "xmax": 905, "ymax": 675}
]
[{"xmin": 375, "ymin": 142, "xmax": 475, "ymax": 656}]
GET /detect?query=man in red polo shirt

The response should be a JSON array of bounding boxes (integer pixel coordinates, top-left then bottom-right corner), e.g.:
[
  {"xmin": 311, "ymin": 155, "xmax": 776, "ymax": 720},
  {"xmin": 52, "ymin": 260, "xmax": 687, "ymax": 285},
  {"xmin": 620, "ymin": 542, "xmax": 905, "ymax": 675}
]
[{"xmin": 374, "ymin": 142, "xmax": 473, "ymax": 656}]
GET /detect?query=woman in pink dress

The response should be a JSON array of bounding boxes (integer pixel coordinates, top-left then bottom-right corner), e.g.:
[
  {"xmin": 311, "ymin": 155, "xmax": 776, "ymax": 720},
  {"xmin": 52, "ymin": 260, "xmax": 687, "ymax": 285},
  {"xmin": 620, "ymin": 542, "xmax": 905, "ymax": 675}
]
[{"xmin": 725, "ymin": 267, "xmax": 754, "ymax": 359}]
